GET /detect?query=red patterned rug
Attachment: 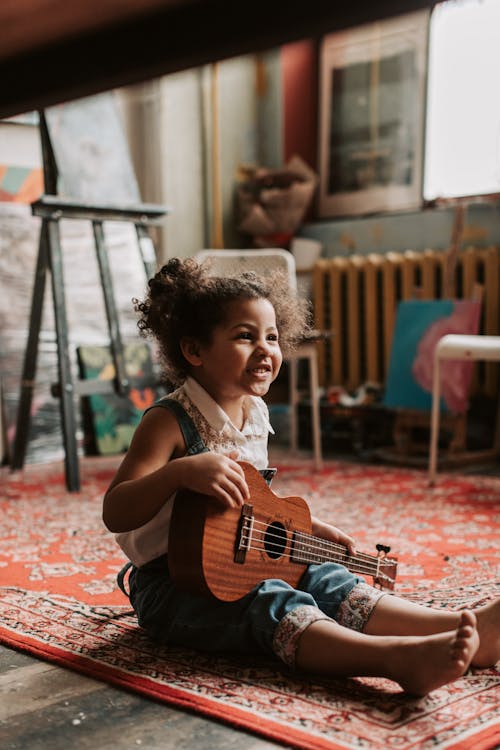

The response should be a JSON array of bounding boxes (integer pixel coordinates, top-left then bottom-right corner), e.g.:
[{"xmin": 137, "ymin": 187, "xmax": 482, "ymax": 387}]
[{"xmin": 1, "ymin": 457, "xmax": 499, "ymax": 750}]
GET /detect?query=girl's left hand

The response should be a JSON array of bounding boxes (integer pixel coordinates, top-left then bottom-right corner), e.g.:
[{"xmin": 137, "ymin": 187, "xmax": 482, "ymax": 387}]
[{"xmin": 311, "ymin": 516, "xmax": 357, "ymax": 556}]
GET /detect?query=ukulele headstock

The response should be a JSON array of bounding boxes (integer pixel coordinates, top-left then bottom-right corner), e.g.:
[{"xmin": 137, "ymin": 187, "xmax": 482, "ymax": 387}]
[{"xmin": 373, "ymin": 544, "xmax": 398, "ymax": 590}]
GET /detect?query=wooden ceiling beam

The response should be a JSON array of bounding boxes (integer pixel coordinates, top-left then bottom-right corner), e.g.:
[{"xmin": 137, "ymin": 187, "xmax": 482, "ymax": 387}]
[{"xmin": 0, "ymin": 0, "xmax": 434, "ymax": 119}]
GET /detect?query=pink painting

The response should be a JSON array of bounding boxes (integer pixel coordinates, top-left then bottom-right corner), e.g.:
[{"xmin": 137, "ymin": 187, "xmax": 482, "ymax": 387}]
[{"xmin": 384, "ymin": 299, "xmax": 481, "ymax": 414}]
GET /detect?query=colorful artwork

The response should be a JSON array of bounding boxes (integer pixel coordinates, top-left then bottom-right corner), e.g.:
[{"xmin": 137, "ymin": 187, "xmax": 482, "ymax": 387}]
[
  {"xmin": 77, "ymin": 343, "xmax": 165, "ymax": 455},
  {"xmin": 0, "ymin": 115, "xmax": 43, "ymax": 203},
  {"xmin": 0, "ymin": 165, "xmax": 43, "ymax": 203},
  {"xmin": 383, "ymin": 299, "xmax": 481, "ymax": 413}
]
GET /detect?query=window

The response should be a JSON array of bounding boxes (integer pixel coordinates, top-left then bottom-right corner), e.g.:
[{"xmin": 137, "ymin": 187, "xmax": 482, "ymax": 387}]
[
  {"xmin": 318, "ymin": 0, "xmax": 500, "ymax": 217},
  {"xmin": 424, "ymin": 0, "xmax": 500, "ymax": 201},
  {"xmin": 318, "ymin": 11, "xmax": 429, "ymax": 218}
]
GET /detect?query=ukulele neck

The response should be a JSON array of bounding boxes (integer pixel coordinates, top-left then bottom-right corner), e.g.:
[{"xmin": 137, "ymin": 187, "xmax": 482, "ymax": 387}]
[
  {"xmin": 292, "ymin": 530, "xmax": 378, "ymax": 578},
  {"xmin": 292, "ymin": 531, "xmax": 349, "ymax": 566}
]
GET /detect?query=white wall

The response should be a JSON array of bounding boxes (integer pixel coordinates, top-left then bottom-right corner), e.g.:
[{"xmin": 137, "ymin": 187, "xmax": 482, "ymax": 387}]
[{"xmin": 119, "ymin": 51, "xmax": 283, "ymax": 264}]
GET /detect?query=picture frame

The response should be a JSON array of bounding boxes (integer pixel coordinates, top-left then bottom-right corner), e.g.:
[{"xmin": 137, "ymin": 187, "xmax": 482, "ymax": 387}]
[{"xmin": 318, "ymin": 10, "xmax": 429, "ymax": 218}]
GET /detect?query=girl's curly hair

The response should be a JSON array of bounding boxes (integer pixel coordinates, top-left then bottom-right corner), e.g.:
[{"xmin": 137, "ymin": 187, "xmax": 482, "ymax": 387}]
[{"xmin": 134, "ymin": 257, "xmax": 311, "ymax": 385}]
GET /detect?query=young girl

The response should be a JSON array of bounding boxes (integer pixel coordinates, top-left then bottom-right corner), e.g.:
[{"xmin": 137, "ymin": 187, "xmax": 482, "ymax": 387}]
[{"xmin": 103, "ymin": 257, "xmax": 499, "ymax": 696}]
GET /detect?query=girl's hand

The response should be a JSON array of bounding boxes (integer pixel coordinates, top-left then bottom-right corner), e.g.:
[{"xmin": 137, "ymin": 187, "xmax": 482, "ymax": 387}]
[
  {"xmin": 176, "ymin": 451, "xmax": 249, "ymax": 509},
  {"xmin": 311, "ymin": 516, "xmax": 357, "ymax": 556}
]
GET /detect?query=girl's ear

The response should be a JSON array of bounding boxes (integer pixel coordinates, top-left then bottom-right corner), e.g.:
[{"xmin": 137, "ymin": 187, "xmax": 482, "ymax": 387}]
[{"xmin": 180, "ymin": 337, "xmax": 203, "ymax": 367}]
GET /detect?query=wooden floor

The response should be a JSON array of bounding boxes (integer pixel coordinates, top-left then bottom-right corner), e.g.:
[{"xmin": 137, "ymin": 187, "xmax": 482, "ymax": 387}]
[{"xmin": 0, "ymin": 644, "xmax": 285, "ymax": 750}]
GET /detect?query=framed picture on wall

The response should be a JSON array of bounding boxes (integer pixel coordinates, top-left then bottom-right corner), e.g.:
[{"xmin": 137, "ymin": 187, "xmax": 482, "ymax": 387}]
[{"xmin": 318, "ymin": 10, "xmax": 429, "ymax": 218}]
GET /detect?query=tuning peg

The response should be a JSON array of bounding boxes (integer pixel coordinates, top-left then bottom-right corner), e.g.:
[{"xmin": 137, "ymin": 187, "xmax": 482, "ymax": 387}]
[{"xmin": 376, "ymin": 543, "xmax": 391, "ymax": 555}]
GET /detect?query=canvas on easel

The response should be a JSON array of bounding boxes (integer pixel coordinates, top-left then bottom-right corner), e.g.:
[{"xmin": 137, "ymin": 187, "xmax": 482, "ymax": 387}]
[{"xmin": 44, "ymin": 93, "xmax": 141, "ymax": 205}]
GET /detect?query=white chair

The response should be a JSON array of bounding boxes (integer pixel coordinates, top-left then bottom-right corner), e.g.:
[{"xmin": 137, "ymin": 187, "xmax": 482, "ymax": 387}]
[
  {"xmin": 195, "ymin": 249, "xmax": 322, "ymax": 469},
  {"xmin": 428, "ymin": 334, "xmax": 500, "ymax": 484}
]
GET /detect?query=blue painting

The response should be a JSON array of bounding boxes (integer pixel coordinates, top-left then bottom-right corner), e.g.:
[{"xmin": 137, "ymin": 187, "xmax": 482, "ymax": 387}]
[{"xmin": 383, "ymin": 299, "xmax": 481, "ymax": 413}]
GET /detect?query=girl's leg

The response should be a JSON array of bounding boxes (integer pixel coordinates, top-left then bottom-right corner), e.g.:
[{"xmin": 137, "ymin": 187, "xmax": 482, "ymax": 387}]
[
  {"xmin": 295, "ymin": 610, "xmax": 478, "ymax": 696},
  {"xmin": 363, "ymin": 594, "xmax": 500, "ymax": 668}
]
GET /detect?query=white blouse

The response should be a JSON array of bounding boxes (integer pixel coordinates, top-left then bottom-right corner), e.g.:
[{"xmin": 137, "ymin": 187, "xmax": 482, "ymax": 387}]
[{"xmin": 115, "ymin": 377, "xmax": 274, "ymax": 567}]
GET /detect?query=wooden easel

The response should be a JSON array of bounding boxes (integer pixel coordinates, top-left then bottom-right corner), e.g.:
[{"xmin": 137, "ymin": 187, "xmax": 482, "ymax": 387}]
[{"xmin": 10, "ymin": 112, "xmax": 168, "ymax": 491}]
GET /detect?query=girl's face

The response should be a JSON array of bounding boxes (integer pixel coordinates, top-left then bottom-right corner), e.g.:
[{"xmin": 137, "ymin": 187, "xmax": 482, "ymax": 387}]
[{"xmin": 188, "ymin": 297, "xmax": 283, "ymax": 403}]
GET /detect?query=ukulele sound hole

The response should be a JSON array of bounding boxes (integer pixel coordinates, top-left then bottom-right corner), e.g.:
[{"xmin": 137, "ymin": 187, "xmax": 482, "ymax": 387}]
[{"xmin": 264, "ymin": 522, "xmax": 287, "ymax": 559}]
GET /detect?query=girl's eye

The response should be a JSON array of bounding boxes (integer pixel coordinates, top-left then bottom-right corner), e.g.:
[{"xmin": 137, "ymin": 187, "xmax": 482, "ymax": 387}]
[
  {"xmin": 267, "ymin": 334, "xmax": 278, "ymax": 342},
  {"xmin": 237, "ymin": 332, "xmax": 253, "ymax": 340}
]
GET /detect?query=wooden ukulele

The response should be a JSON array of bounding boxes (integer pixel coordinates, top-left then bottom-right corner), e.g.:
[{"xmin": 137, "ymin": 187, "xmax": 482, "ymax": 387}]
[{"xmin": 168, "ymin": 461, "xmax": 398, "ymax": 601}]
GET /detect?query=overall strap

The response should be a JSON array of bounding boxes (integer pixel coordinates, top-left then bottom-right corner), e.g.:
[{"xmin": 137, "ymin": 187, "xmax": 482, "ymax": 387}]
[
  {"xmin": 117, "ymin": 398, "xmax": 209, "ymax": 598},
  {"xmin": 146, "ymin": 397, "xmax": 276, "ymax": 484},
  {"xmin": 146, "ymin": 398, "xmax": 209, "ymax": 455}
]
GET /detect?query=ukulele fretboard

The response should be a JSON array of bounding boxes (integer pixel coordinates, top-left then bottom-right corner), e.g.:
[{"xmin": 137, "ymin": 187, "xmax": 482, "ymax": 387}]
[{"xmin": 292, "ymin": 531, "xmax": 349, "ymax": 566}]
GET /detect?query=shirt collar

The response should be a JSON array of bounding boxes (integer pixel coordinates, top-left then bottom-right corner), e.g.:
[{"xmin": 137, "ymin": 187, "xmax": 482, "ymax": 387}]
[
  {"xmin": 183, "ymin": 376, "xmax": 274, "ymax": 435},
  {"xmin": 183, "ymin": 376, "xmax": 230, "ymax": 432}
]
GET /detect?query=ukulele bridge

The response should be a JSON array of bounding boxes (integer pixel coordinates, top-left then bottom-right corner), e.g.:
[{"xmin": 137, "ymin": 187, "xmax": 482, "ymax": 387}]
[{"xmin": 234, "ymin": 503, "xmax": 254, "ymax": 564}]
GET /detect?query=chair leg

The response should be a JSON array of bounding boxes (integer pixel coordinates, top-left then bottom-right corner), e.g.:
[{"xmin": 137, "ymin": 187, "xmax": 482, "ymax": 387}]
[
  {"xmin": 287, "ymin": 352, "xmax": 322, "ymax": 469},
  {"xmin": 289, "ymin": 358, "xmax": 299, "ymax": 453},
  {"xmin": 493, "ymin": 393, "xmax": 500, "ymax": 455},
  {"xmin": 309, "ymin": 351, "xmax": 322, "ymax": 471},
  {"xmin": 428, "ymin": 354, "xmax": 441, "ymax": 485}
]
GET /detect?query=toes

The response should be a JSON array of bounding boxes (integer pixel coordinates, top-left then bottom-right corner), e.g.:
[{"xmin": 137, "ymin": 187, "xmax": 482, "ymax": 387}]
[
  {"xmin": 460, "ymin": 610, "xmax": 477, "ymax": 629},
  {"xmin": 453, "ymin": 630, "xmax": 475, "ymax": 650},
  {"xmin": 451, "ymin": 641, "xmax": 468, "ymax": 658},
  {"xmin": 455, "ymin": 611, "xmax": 477, "ymax": 644},
  {"xmin": 456, "ymin": 625, "xmax": 475, "ymax": 640}
]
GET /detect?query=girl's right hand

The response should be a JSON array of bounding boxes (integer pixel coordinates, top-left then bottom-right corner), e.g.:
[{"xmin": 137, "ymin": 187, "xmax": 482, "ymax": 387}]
[{"xmin": 175, "ymin": 451, "xmax": 250, "ymax": 509}]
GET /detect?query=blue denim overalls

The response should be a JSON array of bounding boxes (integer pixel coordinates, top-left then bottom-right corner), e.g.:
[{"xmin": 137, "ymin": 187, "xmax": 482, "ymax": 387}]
[{"xmin": 117, "ymin": 398, "xmax": 362, "ymax": 663}]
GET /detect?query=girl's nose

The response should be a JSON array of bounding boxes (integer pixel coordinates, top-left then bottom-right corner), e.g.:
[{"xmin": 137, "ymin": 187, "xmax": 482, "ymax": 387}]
[{"xmin": 255, "ymin": 338, "xmax": 272, "ymax": 354}]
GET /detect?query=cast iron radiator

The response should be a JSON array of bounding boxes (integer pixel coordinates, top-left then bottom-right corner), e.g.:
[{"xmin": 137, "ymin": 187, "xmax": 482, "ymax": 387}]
[{"xmin": 312, "ymin": 246, "xmax": 500, "ymax": 398}]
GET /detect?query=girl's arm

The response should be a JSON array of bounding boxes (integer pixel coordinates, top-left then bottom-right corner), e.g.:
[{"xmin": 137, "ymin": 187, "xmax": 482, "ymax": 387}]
[
  {"xmin": 102, "ymin": 408, "xmax": 249, "ymax": 533},
  {"xmin": 311, "ymin": 515, "xmax": 356, "ymax": 556}
]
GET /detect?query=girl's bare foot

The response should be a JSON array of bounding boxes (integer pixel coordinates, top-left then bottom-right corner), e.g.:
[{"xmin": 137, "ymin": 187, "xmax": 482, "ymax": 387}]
[
  {"xmin": 473, "ymin": 599, "xmax": 500, "ymax": 667},
  {"xmin": 394, "ymin": 611, "xmax": 479, "ymax": 696}
]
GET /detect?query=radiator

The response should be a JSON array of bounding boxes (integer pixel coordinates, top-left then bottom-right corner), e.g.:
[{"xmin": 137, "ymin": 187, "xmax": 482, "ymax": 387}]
[{"xmin": 312, "ymin": 246, "xmax": 500, "ymax": 398}]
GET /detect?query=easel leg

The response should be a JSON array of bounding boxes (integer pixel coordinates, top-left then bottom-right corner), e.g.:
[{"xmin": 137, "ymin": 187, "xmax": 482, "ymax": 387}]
[
  {"xmin": 93, "ymin": 220, "xmax": 129, "ymax": 397},
  {"xmin": 47, "ymin": 219, "xmax": 80, "ymax": 491},
  {"xmin": 11, "ymin": 223, "xmax": 49, "ymax": 471}
]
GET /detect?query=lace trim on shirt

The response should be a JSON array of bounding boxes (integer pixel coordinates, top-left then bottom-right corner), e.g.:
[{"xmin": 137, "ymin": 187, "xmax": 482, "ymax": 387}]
[
  {"xmin": 169, "ymin": 391, "xmax": 239, "ymax": 453},
  {"xmin": 168, "ymin": 389, "xmax": 268, "ymax": 455}
]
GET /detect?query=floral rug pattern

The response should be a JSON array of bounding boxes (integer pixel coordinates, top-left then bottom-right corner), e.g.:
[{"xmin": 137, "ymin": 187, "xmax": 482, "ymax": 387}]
[{"xmin": 1, "ymin": 458, "xmax": 499, "ymax": 750}]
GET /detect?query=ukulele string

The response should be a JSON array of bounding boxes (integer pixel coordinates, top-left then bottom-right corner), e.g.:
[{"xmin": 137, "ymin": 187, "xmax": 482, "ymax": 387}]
[
  {"xmin": 244, "ymin": 520, "xmax": 369, "ymax": 564},
  {"xmin": 244, "ymin": 518, "xmax": 394, "ymax": 570},
  {"xmin": 240, "ymin": 524, "xmax": 383, "ymax": 576},
  {"xmin": 294, "ymin": 529, "xmax": 382, "ymax": 564},
  {"xmin": 240, "ymin": 538, "xmax": 380, "ymax": 577}
]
